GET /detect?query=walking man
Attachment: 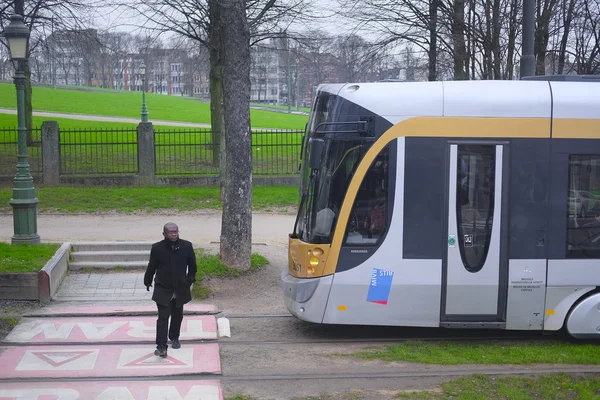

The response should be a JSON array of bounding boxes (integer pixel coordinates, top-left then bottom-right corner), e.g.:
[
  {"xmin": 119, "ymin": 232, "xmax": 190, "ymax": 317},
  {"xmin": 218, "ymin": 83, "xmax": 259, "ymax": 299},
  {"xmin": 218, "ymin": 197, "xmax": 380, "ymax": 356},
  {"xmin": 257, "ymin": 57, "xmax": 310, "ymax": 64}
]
[{"xmin": 144, "ymin": 222, "xmax": 197, "ymax": 358}]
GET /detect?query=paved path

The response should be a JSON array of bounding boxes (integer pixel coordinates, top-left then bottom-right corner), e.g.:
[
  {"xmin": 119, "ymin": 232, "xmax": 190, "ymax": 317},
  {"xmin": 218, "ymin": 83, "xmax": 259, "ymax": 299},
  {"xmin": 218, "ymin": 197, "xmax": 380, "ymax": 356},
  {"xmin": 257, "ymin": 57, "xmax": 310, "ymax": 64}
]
[
  {"xmin": 0, "ymin": 106, "xmax": 305, "ymax": 127},
  {"xmin": 53, "ymin": 272, "xmax": 152, "ymax": 302},
  {"xmin": 1, "ymin": 306, "xmax": 223, "ymax": 398},
  {"xmin": 0, "ymin": 107, "xmax": 212, "ymax": 128},
  {"xmin": 0, "ymin": 211, "xmax": 296, "ymax": 247}
]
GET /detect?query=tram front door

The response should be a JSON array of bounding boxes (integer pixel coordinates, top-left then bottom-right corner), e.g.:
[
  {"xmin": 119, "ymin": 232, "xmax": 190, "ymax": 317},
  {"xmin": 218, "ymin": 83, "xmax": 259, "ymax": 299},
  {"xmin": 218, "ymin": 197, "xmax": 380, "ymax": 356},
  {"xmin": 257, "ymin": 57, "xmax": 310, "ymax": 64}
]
[{"xmin": 442, "ymin": 143, "xmax": 509, "ymax": 325}]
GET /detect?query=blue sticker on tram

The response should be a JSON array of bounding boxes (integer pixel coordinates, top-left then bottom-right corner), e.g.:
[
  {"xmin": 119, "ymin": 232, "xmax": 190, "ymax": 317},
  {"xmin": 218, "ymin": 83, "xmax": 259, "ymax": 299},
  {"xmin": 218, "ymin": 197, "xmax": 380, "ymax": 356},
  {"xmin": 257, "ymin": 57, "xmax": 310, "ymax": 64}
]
[{"xmin": 367, "ymin": 268, "xmax": 394, "ymax": 305}]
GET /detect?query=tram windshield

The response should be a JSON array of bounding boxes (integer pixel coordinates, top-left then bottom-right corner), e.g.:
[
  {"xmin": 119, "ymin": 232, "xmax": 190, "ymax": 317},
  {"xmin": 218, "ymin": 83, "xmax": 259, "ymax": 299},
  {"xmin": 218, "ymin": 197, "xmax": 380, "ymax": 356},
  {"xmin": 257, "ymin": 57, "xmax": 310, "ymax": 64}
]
[
  {"xmin": 292, "ymin": 88, "xmax": 375, "ymax": 244},
  {"xmin": 294, "ymin": 139, "xmax": 373, "ymax": 244}
]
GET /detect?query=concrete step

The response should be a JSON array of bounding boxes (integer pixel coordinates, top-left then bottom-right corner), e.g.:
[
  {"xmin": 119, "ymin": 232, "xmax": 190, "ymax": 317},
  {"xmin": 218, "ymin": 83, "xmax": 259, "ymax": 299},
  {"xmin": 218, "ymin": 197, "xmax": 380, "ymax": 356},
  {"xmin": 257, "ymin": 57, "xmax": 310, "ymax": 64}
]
[
  {"xmin": 71, "ymin": 242, "xmax": 153, "ymax": 252},
  {"xmin": 71, "ymin": 250, "xmax": 150, "ymax": 263},
  {"xmin": 69, "ymin": 261, "xmax": 147, "ymax": 270}
]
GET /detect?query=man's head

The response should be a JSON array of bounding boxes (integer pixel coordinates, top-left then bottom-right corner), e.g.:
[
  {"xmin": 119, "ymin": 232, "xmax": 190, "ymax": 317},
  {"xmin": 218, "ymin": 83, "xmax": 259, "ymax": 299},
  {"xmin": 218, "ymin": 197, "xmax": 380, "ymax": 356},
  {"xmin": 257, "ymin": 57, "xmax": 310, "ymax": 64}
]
[{"xmin": 163, "ymin": 222, "xmax": 179, "ymax": 242}]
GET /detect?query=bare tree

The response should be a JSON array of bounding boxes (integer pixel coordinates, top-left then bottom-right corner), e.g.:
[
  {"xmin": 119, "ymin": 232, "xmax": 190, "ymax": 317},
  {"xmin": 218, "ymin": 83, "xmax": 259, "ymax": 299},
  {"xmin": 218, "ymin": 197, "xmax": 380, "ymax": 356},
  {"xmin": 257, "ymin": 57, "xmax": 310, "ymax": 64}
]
[
  {"xmin": 337, "ymin": 0, "xmax": 443, "ymax": 80},
  {"xmin": 107, "ymin": 0, "xmax": 314, "ymax": 267},
  {"xmin": 251, "ymin": 42, "xmax": 271, "ymax": 102},
  {"xmin": 180, "ymin": 38, "xmax": 209, "ymax": 97},
  {"xmin": 534, "ymin": 0, "xmax": 559, "ymax": 74},
  {"xmin": 101, "ymin": 31, "xmax": 135, "ymax": 91},
  {"xmin": 215, "ymin": 0, "xmax": 252, "ymax": 270},
  {"xmin": 571, "ymin": 0, "xmax": 600, "ymax": 74},
  {"xmin": 1, "ymin": 0, "xmax": 91, "ymax": 143},
  {"xmin": 452, "ymin": 0, "xmax": 468, "ymax": 79},
  {"xmin": 555, "ymin": 0, "xmax": 577, "ymax": 73}
]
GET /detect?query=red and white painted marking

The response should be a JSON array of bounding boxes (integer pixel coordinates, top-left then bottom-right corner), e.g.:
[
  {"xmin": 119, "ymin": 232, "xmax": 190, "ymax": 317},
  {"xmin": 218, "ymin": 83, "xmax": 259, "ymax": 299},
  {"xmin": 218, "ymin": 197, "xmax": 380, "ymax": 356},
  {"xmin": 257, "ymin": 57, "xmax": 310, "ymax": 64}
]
[
  {"xmin": 4, "ymin": 315, "xmax": 217, "ymax": 344},
  {"xmin": 26, "ymin": 304, "xmax": 216, "ymax": 317},
  {"xmin": 0, "ymin": 343, "xmax": 220, "ymax": 379},
  {"xmin": 0, "ymin": 380, "xmax": 222, "ymax": 399}
]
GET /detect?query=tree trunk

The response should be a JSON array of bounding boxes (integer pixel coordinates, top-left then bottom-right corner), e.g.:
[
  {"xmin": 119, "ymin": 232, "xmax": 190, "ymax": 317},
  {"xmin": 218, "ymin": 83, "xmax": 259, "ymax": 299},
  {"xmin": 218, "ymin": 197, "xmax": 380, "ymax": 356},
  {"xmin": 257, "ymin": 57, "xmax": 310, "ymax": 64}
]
[
  {"xmin": 452, "ymin": 0, "xmax": 467, "ymax": 80},
  {"xmin": 428, "ymin": 0, "xmax": 438, "ymax": 81},
  {"xmin": 504, "ymin": 0, "xmax": 520, "ymax": 79},
  {"xmin": 218, "ymin": 0, "xmax": 253, "ymax": 270},
  {"xmin": 535, "ymin": 0, "xmax": 559, "ymax": 75},
  {"xmin": 491, "ymin": 0, "xmax": 501, "ymax": 78},
  {"xmin": 483, "ymin": 0, "xmax": 493, "ymax": 79},
  {"xmin": 208, "ymin": 1, "xmax": 226, "ymax": 199},
  {"xmin": 23, "ymin": 60, "xmax": 33, "ymax": 146},
  {"xmin": 557, "ymin": 0, "xmax": 575, "ymax": 74},
  {"xmin": 209, "ymin": 45, "xmax": 224, "ymax": 170}
]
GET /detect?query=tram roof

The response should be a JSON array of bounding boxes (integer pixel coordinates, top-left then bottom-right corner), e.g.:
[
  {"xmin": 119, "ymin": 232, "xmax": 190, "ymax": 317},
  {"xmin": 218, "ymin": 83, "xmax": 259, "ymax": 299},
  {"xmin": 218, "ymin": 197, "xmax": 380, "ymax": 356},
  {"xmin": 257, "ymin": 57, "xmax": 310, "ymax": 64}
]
[{"xmin": 317, "ymin": 80, "xmax": 600, "ymax": 122}]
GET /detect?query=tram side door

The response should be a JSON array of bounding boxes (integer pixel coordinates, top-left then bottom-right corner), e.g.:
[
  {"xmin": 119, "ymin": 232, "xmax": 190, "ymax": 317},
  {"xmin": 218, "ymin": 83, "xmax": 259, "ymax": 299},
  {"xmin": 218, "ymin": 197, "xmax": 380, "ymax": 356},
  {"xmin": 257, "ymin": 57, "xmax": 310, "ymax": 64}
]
[{"xmin": 442, "ymin": 143, "xmax": 509, "ymax": 325}]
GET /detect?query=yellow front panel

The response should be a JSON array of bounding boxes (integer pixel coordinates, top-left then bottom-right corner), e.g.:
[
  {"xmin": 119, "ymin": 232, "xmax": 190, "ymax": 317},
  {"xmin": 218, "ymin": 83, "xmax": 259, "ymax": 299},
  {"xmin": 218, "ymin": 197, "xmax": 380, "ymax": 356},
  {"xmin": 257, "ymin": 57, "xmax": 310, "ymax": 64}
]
[{"xmin": 288, "ymin": 237, "xmax": 331, "ymax": 278}]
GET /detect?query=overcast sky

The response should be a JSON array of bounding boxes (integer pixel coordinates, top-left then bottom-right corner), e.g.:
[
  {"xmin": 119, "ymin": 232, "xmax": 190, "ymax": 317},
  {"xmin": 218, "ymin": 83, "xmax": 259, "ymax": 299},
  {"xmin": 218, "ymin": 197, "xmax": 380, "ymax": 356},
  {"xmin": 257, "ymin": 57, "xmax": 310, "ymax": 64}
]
[{"xmin": 90, "ymin": 1, "xmax": 349, "ymax": 38}]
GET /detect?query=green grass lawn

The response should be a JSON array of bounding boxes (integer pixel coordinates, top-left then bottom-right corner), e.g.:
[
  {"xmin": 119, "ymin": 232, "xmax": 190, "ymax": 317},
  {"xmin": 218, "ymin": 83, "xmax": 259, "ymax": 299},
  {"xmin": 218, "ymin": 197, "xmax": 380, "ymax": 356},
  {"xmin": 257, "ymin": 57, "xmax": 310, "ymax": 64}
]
[
  {"xmin": 230, "ymin": 373, "xmax": 600, "ymax": 400},
  {"xmin": 0, "ymin": 83, "xmax": 309, "ymax": 129},
  {"xmin": 0, "ymin": 186, "xmax": 299, "ymax": 213},
  {"xmin": 0, "ymin": 242, "xmax": 61, "ymax": 273},
  {"xmin": 0, "ymin": 113, "xmax": 219, "ymax": 131},
  {"xmin": 351, "ymin": 340, "xmax": 600, "ymax": 365},
  {"xmin": 250, "ymin": 102, "xmax": 311, "ymax": 113},
  {"xmin": 396, "ymin": 373, "xmax": 600, "ymax": 400},
  {"xmin": 0, "ymin": 114, "xmax": 303, "ymax": 176}
]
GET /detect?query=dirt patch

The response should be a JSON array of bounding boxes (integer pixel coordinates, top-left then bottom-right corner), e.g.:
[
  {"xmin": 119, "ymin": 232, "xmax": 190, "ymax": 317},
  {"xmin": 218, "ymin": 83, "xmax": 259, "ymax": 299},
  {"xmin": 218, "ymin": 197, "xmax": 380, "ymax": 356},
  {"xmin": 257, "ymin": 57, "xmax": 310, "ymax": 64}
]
[{"xmin": 195, "ymin": 243, "xmax": 288, "ymax": 315}]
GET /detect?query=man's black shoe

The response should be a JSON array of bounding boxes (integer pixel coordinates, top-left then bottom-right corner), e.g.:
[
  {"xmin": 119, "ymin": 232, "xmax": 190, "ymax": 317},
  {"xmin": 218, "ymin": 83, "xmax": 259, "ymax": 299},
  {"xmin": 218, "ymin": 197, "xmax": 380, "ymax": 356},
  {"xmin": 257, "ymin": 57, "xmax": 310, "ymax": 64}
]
[
  {"xmin": 154, "ymin": 347, "xmax": 167, "ymax": 358},
  {"xmin": 171, "ymin": 339, "xmax": 181, "ymax": 349}
]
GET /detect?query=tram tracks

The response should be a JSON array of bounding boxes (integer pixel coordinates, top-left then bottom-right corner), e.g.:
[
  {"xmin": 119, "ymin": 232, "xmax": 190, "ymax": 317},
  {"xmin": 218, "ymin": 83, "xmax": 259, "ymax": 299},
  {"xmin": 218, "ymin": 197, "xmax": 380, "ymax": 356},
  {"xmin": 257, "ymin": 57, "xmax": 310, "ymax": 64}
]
[
  {"xmin": 3, "ymin": 312, "xmax": 594, "ymax": 394},
  {"xmin": 218, "ymin": 312, "xmax": 564, "ymax": 344},
  {"xmin": 1, "ymin": 311, "xmax": 565, "ymax": 347},
  {"xmin": 2, "ymin": 365, "xmax": 600, "ymax": 384},
  {"xmin": 0, "ymin": 335, "xmax": 552, "ymax": 347}
]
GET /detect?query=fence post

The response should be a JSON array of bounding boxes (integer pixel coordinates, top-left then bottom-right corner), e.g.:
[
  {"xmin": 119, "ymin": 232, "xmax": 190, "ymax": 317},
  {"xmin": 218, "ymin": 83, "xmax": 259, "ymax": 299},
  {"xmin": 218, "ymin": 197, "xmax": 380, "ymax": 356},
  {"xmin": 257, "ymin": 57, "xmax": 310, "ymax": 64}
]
[
  {"xmin": 41, "ymin": 121, "xmax": 60, "ymax": 186},
  {"xmin": 137, "ymin": 122, "xmax": 155, "ymax": 185}
]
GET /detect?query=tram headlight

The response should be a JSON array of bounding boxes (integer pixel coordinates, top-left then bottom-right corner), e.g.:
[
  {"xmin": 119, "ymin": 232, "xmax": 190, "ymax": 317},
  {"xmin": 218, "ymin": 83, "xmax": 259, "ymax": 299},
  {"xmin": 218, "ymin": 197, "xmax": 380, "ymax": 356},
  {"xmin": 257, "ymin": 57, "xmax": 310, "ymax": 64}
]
[{"xmin": 309, "ymin": 256, "xmax": 319, "ymax": 267}]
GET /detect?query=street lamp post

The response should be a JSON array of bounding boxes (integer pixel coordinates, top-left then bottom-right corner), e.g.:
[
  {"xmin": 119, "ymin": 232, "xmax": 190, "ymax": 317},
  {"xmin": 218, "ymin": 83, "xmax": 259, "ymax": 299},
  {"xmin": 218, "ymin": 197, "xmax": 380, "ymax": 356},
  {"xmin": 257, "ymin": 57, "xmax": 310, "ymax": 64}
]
[
  {"xmin": 139, "ymin": 61, "xmax": 148, "ymax": 123},
  {"xmin": 5, "ymin": 14, "xmax": 40, "ymax": 245}
]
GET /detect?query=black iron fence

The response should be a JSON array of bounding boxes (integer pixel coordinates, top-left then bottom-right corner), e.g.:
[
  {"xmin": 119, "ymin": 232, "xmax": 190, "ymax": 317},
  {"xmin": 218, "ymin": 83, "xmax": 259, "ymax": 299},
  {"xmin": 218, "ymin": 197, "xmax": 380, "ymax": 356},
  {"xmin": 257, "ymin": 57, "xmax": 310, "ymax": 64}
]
[
  {"xmin": 252, "ymin": 129, "xmax": 303, "ymax": 175},
  {"xmin": 59, "ymin": 127, "xmax": 138, "ymax": 175},
  {"xmin": 154, "ymin": 128, "xmax": 303, "ymax": 176},
  {"xmin": 155, "ymin": 128, "xmax": 218, "ymax": 176},
  {"xmin": 0, "ymin": 124, "xmax": 303, "ymax": 180},
  {"xmin": 0, "ymin": 127, "xmax": 43, "ymax": 176}
]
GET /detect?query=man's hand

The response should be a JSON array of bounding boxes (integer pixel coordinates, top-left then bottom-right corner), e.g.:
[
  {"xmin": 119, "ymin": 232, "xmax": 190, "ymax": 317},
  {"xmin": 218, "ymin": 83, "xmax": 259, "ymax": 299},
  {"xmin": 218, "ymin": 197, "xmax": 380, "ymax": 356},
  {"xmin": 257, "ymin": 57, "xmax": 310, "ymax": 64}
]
[{"xmin": 146, "ymin": 284, "xmax": 152, "ymax": 292}]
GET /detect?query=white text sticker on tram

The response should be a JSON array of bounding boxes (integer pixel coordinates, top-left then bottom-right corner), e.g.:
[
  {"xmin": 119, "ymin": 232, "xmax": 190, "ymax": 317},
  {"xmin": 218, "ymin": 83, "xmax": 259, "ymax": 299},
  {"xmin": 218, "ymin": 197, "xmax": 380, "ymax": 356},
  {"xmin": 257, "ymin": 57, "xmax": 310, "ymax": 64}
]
[{"xmin": 367, "ymin": 268, "xmax": 394, "ymax": 305}]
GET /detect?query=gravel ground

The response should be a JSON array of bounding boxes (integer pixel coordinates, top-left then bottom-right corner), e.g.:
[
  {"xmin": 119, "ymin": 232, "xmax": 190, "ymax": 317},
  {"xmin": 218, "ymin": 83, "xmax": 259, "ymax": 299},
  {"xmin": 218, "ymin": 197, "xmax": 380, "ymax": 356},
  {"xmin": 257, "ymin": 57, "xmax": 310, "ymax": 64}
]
[{"xmin": 198, "ymin": 242, "xmax": 289, "ymax": 315}]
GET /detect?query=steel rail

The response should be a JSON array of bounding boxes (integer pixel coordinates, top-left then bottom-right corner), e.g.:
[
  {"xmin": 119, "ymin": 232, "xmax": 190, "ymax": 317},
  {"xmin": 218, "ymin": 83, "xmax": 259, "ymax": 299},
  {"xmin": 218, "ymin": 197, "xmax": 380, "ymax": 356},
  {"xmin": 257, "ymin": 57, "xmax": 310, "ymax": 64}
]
[{"xmin": 1, "ymin": 366, "xmax": 599, "ymax": 384}]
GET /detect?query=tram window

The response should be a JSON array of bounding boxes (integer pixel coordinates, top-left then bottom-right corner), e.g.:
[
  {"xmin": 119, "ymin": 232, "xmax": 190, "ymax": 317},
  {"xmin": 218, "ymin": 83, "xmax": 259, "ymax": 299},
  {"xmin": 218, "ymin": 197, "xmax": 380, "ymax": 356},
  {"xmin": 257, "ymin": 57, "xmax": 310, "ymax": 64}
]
[
  {"xmin": 566, "ymin": 155, "xmax": 600, "ymax": 258},
  {"xmin": 345, "ymin": 145, "xmax": 390, "ymax": 245},
  {"xmin": 456, "ymin": 145, "xmax": 495, "ymax": 272},
  {"xmin": 309, "ymin": 93, "xmax": 336, "ymax": 134}
]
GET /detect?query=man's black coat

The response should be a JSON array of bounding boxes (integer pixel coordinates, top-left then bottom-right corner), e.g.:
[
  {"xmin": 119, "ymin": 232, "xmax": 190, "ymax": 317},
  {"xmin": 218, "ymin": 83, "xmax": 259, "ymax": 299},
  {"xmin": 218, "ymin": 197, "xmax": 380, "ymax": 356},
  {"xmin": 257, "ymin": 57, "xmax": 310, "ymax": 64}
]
[{"xmin": 144, "ymin": 238, "xmax": 197, "ymax": 307}]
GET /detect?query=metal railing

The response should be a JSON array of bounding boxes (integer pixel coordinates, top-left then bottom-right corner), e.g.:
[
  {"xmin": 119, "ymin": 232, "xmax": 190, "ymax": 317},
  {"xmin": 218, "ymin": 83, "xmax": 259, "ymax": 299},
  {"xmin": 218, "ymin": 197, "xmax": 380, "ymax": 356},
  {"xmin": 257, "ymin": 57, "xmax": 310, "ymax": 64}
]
[
  {"xmin": 154, "ymin": 128, "xmax": 303, "ymax": 176},
  {"xmin": 59, "ymin": 127, "xmax": 138, "ymax": 175},
  {"xmin": 252, "ymin": 129, "xmax": 303, "ymax": 175},
  {"xmin": 155, "ymin": 128, "xmax": 218, "ymax": 176},
  {"xmin": 0, "ymin": 127, "xmax": 43, "ymax": 176},
  {"xmin": 0, "ymin": 125, "xmax": 303, "ymax": 178}
]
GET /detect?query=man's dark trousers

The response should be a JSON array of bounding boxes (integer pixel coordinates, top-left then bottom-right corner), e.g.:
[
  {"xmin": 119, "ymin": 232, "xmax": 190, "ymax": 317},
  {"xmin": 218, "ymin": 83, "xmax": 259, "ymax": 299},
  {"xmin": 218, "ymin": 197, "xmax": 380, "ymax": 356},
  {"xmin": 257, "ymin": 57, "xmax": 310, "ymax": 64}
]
[{"xmin": 156, "ymin": 299, "xmax": 183, "ymax": 349}]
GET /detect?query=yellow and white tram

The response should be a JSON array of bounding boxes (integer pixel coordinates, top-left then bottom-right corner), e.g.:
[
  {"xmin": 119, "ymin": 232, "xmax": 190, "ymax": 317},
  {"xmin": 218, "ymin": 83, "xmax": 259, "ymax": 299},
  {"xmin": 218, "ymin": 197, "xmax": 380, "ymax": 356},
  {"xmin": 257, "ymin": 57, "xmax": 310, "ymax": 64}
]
[{"xmin": 282, "ymin": 77, "xmax": 600, "ymax": 338}]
